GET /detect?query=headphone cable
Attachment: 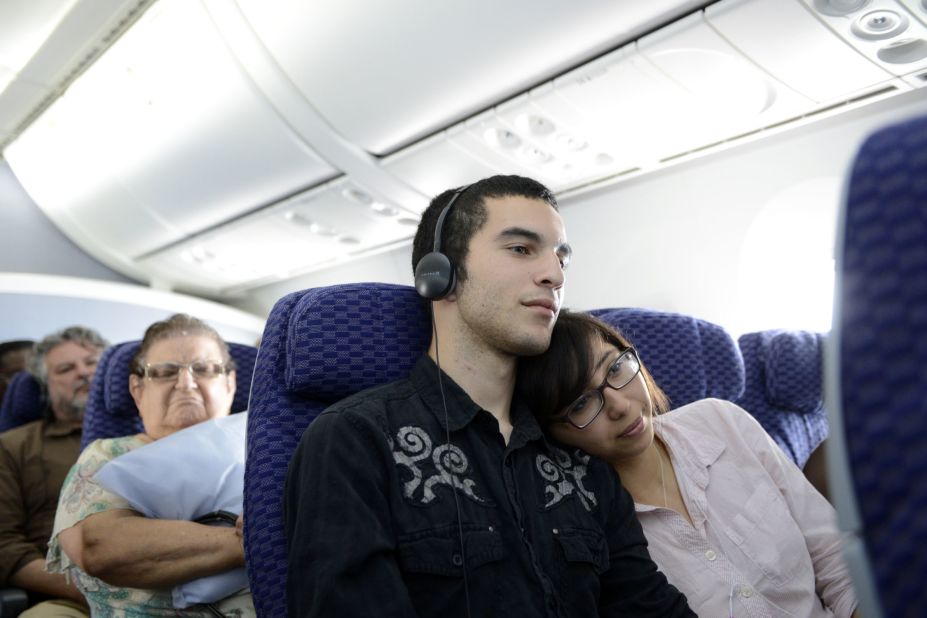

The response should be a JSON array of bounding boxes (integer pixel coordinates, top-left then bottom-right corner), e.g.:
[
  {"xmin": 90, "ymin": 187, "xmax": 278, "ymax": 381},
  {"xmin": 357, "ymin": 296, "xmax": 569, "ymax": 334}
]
[{"xmin": 431, "ymin": 302, "xmax": 473, "ymax": 618}]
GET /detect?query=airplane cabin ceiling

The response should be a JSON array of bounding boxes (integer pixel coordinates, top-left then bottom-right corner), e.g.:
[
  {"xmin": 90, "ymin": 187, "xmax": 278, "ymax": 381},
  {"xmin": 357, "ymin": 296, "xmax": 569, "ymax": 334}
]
[
  {"xmin": 2, "ymin": 0, "xmax": 927, "ymax": 297},
  {"xmin": 232, "ymin": 0, "xmax": 712, "ymax": 155}
]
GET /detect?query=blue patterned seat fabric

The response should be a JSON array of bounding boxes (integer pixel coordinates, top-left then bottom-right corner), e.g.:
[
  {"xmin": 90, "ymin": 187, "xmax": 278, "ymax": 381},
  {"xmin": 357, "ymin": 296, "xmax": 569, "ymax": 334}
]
[
  {"xmin": 0, "ymin": 371, "xmax": 44, "ymax": 433},
  {"xmin": 244, "ymin": 283, "xmax": 429, "ymax": 618},
  {"xmin": 80, "ymin": 340, "xmax": 258, "ymax": 451},
  {"xmin": 736, "ymin": 330, "xmax": 828, "ymax": 467},
  {"xmin": 590, "ymin": 307, "xmax": 745, "ymax": 408},
  {"xmin": 831, "ymin": 113, "xmax": 927, "ymax": 617}
]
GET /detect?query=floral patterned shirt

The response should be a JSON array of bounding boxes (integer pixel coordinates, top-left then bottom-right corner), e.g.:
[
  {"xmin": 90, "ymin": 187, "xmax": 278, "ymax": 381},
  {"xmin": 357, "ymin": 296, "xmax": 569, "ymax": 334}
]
[{"xmin": 47, "ymin": 435, "xmax": 255, "ymax": 617}]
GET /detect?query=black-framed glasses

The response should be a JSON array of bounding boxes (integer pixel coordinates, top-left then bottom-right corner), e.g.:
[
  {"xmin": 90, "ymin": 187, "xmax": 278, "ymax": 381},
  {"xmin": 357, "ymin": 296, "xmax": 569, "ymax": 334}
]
[
  {"xmin": 141, "ymin": 360, "xmax": 228, "ymax": 381},
  {"xmin": 558, "ymin": 348, "xmax": 641, "ymax": 429}
]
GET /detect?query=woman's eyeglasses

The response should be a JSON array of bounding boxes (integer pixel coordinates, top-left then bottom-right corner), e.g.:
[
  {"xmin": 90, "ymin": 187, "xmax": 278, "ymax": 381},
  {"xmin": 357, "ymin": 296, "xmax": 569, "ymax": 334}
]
[
  {"xmin": 557, "ymin": 348, "xmax": 641, "ymax": 429},
  {"xmin": 141, "ymin": 361, "xmax": 228, "ymax": 381}
]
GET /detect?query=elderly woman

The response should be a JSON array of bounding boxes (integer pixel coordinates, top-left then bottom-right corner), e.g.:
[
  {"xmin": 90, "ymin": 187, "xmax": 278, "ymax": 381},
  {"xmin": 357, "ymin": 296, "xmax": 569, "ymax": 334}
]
[
  {"xmin": 518, "ymin": 310, "xmax": 859, "ymax": 618},
  {"xmin": 46, "ymin": 314, "xmax": 254, "ymax": 617}
]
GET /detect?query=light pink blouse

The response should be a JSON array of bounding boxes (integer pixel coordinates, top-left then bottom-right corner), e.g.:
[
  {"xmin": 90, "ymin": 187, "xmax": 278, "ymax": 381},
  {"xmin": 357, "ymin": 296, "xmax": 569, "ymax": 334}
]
[{"xmin": 635, "ymin": 398, "xmax": 857, "ymax": 617}]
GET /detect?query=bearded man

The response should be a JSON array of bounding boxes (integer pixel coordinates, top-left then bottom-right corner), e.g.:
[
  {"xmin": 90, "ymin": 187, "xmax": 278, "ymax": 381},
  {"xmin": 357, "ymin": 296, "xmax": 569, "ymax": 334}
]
[{"xmin": 0, "ymin": 326, "xmax": 107, "ymax": 617}]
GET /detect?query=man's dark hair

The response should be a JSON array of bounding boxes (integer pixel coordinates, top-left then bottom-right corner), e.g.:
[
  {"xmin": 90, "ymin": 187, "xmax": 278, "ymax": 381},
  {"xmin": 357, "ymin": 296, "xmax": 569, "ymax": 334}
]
[
  {"xmin": 411, "ymin": 175, "xmax": 558, "ymax": 284},
  {"xmin": 0, "ymin": 340, "xmax": 34, "ymax": 364}
]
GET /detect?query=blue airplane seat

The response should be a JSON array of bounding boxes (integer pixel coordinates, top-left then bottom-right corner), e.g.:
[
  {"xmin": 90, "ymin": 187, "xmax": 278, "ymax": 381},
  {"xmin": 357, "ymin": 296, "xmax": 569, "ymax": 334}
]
[
  {"xmin": 0, "ymin": 372, "xmax": 43, "ymax": 433},
  {"xmin": 591, "ymin": 307, "xmax": 745, "ymax": 408},
  {"xmin": 826, "ymin": 113, "xmax": 927, "ymax": 618},
  {"xmin": 736, "ymin": 330, "xmax": 828, "ymax": 468},
  {"xmin": 244, "ymin": 282, "xmax": 430, "ymax": 618},
  {"xmin": 80, "ymin": 341, "xmax": 143, "ymax": 451},
  {"xmin": 80, "ymin": 340, "xmax": 258, "ymax": 451}
]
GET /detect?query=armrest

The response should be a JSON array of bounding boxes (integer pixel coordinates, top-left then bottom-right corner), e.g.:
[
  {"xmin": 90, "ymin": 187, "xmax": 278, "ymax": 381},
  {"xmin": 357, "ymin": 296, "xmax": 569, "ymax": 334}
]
[{"xmin": 0, "ymin": 587, "xmax": 28, "ymax": 618}]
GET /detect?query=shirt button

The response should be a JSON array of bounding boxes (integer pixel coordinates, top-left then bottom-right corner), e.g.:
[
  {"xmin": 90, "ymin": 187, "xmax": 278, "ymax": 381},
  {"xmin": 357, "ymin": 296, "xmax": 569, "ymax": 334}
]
[
  {"xmin": 552, "ymin": 528, "xmax": 559, "ymax": 535},
  {"xmin": 452, "ymin": 553, "xmax": 463, "ymax": 566},
  {"xmin": 741, "ymin": 586, "xmax": 753, "ymax": 598},
  {"xmin": 704, "ymin": 549, "xmax": 717, "ymax": 561}
]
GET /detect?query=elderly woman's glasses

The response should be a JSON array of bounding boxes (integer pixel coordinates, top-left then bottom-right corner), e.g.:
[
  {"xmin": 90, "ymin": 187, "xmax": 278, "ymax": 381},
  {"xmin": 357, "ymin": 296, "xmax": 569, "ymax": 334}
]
[
  {"xmin": 142, "ymin": 361, "xmax": 228, "ymax": 381},
  {"xmin": 559, "ymin": 348, "xmax": 641, "ymax": 429}
]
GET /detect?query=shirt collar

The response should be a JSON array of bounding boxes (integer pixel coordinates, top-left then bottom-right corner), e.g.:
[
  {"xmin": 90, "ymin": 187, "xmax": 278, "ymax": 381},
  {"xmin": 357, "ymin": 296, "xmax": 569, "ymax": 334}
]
[
  {"xmin": 654, "ymin": 410, "xmax": 726, "ymax": 488},
  {"xmin": 411, "ymin": 355, "xmax": 483, "ymax": 432},
  {"xmin": 410, "ymin": 355, "xmax": 544, "ymax": 443},
  {"xmin": 635, "ymin": 414, "xmax": 725, "ymax": 514},
  {"xmin": 43, "ymin": 417, "xmax": 83, "ymax": 438}
]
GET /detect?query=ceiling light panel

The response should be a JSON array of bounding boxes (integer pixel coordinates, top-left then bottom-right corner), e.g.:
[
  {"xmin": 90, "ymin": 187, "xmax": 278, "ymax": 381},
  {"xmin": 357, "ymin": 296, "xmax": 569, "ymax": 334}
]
[
  {"xmin": 706, "ymin": 0, "xmax": 894, "ymax": 103},
  {"xmin": 231, "ymin": 0, "xmax": 710, "ymax": 154},
  {"xmin": 139, "ymin": 179, "xmax": 421, "ymax": 294},
  {"xmin": 800, "ymin": 0, "xmax": 927, "ymax": 75},
  {"xmin": 634, "ymin": 12, "xmax": 814, "ymax": 149},
  {"xmin": 5, "ymin": 0, "xmax": 336, "ymax": 265},
  {"xmin": 386, "ymin": 3, "xmax": 849, "ymax": 195}
]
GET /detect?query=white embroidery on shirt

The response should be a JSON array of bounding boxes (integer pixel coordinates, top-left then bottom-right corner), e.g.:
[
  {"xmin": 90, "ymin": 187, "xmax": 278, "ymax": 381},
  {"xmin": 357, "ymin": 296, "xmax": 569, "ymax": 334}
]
[
  {"xmin": 536, "ymin": 447, "xmax": 597, "ymax": 511},
  {"xmin": 391, "ymin": 425, "xmax": 487, "ymax": 505}
]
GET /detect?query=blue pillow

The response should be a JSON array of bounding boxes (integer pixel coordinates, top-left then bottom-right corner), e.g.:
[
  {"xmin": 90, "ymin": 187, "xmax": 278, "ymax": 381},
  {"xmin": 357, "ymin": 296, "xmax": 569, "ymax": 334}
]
[{"xmin": 94, "ymin": 413, "xmax": 248, "ymax": 608}]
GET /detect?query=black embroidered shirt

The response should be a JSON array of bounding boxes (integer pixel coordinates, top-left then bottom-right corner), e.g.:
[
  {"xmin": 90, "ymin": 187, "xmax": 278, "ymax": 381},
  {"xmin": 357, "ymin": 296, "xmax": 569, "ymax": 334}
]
[{"xmin": 284, "ymin": 355, "xmax": 693, "ymax": 617}]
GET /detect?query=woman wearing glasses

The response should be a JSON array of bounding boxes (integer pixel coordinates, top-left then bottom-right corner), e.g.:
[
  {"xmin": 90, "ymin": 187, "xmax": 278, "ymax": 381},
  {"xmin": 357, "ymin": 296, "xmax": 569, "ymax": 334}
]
[
  {"xmin": 46, "ymin": 314, "xmax": 253, "ymax": 616},
  {"xmin": 518, "ymin": 311, "xmax": 858, "ymax": 618}
]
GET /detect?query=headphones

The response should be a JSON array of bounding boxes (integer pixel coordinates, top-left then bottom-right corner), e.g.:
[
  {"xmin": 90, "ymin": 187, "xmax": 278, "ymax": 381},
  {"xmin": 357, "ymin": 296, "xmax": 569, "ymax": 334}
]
[{"xmin": 414, "ymin": 185, "xmax": 471, "ymax": 300}]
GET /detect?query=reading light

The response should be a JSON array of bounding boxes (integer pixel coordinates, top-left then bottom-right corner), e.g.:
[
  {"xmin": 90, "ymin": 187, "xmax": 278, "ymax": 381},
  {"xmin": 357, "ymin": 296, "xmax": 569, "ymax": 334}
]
[
  {"xmin": 342, "ymin": 187, "xmax": 374, "ymax": 205},
  {"xmin": 852, "ymin": 10, "xmax": 908, "ymax": 40},
  {"xmin": 814, "ymin": 0, "xmax": 871, "ymax": 17},
  {"xmin": 519, "ymin": 145, "xmax": 553, "ymax": 164},
  {"xmin": 370, "ymin": 202, "xmax": 399, "ymax": 217},
  {"xmin": 514, "ymin": 114, "xmax": 556, "ymax": 136},
  {"xmin": 483, "ymin": 127, "xmax": 521, "ymax": 149},
  {"xmin": 308, "ymin": 222, "xmax": 338, "ymax": 237},
  {"xmin": 556, "ymin": 133, "xmax": 587, "ymax": 151}
]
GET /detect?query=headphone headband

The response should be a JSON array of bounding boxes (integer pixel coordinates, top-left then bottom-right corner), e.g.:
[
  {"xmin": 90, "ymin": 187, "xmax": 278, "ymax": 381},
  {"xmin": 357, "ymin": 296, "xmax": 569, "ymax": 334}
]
[{"xmin": 432, "ymin": 185, "xmax": 470, "ymax": 254}]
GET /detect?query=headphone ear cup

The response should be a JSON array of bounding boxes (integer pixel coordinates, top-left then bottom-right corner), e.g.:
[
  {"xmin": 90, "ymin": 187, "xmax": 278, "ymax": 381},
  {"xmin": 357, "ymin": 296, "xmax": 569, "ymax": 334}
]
[{"xmin": 414, "ymin": 251, "xmax": 455, "ymax": 300}]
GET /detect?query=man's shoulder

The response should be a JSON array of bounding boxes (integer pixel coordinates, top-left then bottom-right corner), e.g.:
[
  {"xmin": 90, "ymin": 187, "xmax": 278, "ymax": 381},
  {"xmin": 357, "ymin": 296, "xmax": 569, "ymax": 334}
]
[
  {"xmin": 321, "ymin": 375, "xmax": 421, "ymax": 419},
  {"xmin": 0, "ymin": 419, "xmax": 45, "ymax": 452}
]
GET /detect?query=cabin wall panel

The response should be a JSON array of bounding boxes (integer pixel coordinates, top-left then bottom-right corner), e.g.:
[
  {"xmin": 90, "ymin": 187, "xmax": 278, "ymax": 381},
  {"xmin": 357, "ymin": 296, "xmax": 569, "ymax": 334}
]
[{"xmin": 0, "ymin": 160, "xmax": 134, "ymax": 284}]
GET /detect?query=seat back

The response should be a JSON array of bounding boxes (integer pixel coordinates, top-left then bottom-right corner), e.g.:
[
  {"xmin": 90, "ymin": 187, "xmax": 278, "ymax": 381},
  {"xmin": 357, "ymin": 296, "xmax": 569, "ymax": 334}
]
[
  {"xmin": 244, "ymin": 283, "xmax": 429, "ymax": 618},
  {"xmin": 827, "ymin": 113, "xmax": 927, "ymax": 618},
  {"xmin": 591, "ymin": 307, "xmax": 745, "ymax": 408},
  {"xmin": 0, "ymin": 372, "xmax": 43, "ymax": 433},
  {"xmin": 736, "ymin": 330, "xmax": 828, "ymax": 467},
  {"xmin": 81, "ymin": 340, "xmax": 258, "ymax": 450}
]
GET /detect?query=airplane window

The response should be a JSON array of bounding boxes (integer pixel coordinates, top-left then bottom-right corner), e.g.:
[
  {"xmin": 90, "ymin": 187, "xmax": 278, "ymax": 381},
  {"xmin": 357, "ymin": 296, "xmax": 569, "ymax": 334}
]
[{"xmin": 734, "ymin": 177, "xmax": 840, "ymax": 336}]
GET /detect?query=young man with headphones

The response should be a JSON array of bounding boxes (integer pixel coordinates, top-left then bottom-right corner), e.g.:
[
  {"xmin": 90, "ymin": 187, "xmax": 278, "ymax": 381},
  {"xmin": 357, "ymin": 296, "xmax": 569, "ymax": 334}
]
[{"xmin": 284, "ymin": 175, "xmax": 694, "ymax": 617}]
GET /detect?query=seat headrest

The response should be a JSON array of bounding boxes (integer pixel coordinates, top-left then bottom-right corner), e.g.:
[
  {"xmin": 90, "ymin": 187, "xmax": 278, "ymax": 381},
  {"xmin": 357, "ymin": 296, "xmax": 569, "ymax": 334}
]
[
  {"xmin": 284, "ymin": 283, "xmax": 430, "ymax": 400},
  {"xmin": 103, "ymin": 341, "xmax": 142, "ymax": 417},
  {"xmin": 764, "ymin": 331, "xmax": 823, "ymax": 413},
  {"xmin": 0, "ymin": 371, "xmax": 44, "ymax": 432},
  {"xmin": 591, "ymin": 308, "xmax": 745, "ymax": 408}
]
